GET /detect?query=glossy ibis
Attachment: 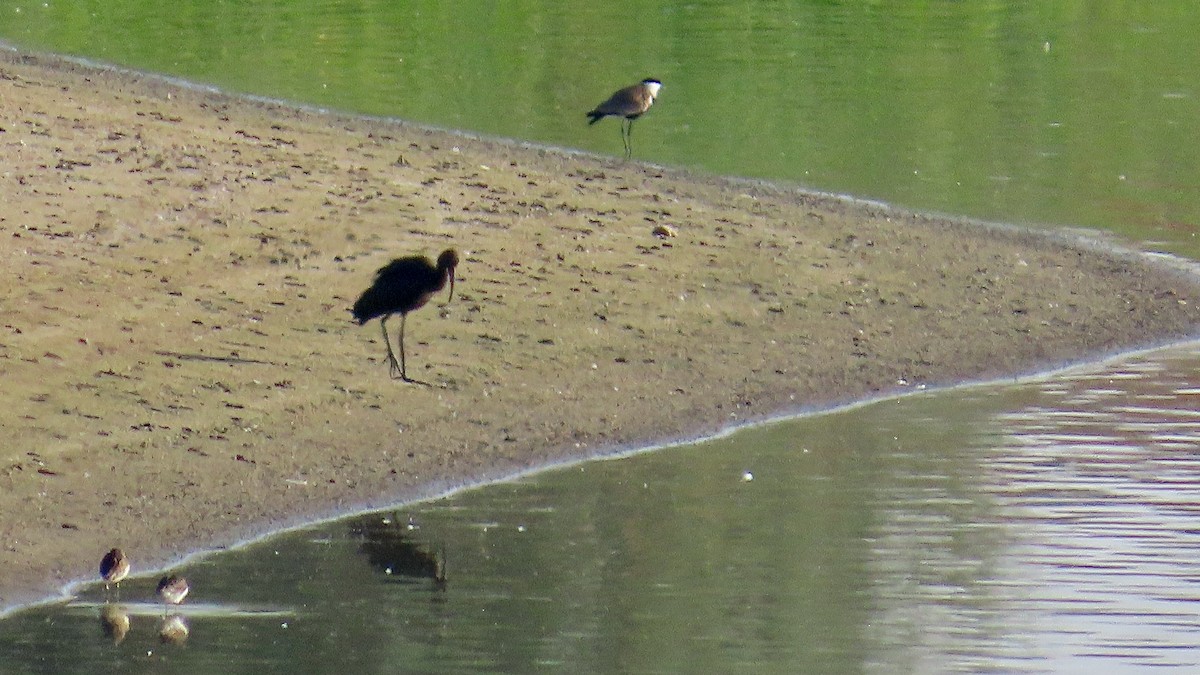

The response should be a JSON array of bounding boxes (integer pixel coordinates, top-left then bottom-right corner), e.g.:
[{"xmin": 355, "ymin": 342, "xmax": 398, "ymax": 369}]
[{"xmin": 352, "ymin": 248, "xmax": 458, "ymax": 381}]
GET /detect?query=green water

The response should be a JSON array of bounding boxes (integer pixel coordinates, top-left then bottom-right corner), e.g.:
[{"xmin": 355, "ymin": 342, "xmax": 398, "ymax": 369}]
[{"xmin": 1, "ymin": 0, "xmax": 1198, "ymax": 256}]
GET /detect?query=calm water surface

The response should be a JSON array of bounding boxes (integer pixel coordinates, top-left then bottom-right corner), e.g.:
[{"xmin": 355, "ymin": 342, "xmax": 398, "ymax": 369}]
[{"xmin": 0, "ymin": 1, "xmax": 1198, "ymax": 672}]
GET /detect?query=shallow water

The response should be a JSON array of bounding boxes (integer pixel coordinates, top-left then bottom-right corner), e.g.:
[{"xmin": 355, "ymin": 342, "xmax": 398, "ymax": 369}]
[
  {"xmin": 1, "ymin": 1, "xmax": 1199, "ymax": 671},
  {"xmin": 2, "ymin": 343, "xmax": 1199, "ymax": 671},
  {"xmin": 0, "ymin": 1, "xmax": 1198, "ymax": 256}
]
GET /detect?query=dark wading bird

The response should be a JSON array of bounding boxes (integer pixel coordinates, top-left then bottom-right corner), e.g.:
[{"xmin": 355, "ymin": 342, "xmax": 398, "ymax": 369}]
[
  {"xmin": 353, "ymin": 248, "xmax": 459, "ymax": 382},
  {"xmin": 99, "ymin": 548, "xmax": 130, "ymax": 594},
  {"xmin": 587, "ymin": 78, "xmax": 662, "ymax": 159}
]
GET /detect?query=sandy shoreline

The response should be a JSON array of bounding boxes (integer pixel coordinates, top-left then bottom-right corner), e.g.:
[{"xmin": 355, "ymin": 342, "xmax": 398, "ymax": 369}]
[{"xmin": 2, "ymin": 49, "xmax": 1200, "ymax": 615}]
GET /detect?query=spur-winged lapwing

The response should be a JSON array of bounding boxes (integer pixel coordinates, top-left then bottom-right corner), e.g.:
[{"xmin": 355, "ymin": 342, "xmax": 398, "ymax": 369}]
[{"xmin": 587, "ymin": 78, "xmax": 662, "ymax": 159}]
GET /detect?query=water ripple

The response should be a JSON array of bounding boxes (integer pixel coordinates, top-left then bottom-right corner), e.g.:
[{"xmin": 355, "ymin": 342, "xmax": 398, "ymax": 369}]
[{"xmin": 972, "ymin": 343, "xmax": 1200, "ymax": 669}]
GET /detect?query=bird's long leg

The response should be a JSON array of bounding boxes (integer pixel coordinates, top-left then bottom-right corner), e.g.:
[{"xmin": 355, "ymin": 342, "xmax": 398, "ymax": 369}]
[
  {"xmin": 399, "ymin": 313, "xmax": 409, "ymax": 381},
  {"xmin": 625, "ymin": 119, "xmax": 634, "ymax": 159},
  {"xmin": 380, "ymin": 316, "xmax": 403, "ymax": 379},
  {"xmin": 620, "ymin": 119, "xmax": 631, "ymax": 158}
]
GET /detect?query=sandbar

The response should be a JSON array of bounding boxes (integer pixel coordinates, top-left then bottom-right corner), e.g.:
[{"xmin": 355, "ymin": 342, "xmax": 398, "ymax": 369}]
[{"xmin": 2, "ymin": 50, "xmax": 1199, "ymax": 613}]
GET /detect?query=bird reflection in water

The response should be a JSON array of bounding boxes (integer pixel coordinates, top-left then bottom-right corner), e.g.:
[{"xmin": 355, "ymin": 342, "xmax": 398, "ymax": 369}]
[
  {"xmin": 159, "ymin": 615, "xmax": 189, "ymax": 645},
  {"xmin": 98, "ymin": 604, "xmax": 131, "ymax": 645},
  {"xmin": 350, "ymin": 513, "xmax": 448, "ymax": 592}
]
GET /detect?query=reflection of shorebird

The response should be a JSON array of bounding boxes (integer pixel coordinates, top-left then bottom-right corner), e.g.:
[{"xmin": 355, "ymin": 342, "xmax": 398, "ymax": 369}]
[
  {"xmin": 99, "ymin": 548, "xmax": 129, "ymax": 594},
  {"xmin": 156, "ymin": 574, "xmax": 190, "ymax": 607},
  {"xmin": 353, "ymin": 249, "xmax": 459, "ymax": 382},
  {"xmin": 587, "ymin": 78, "xmax": 662, "ymax": 159},
  {"xmin": 159, "ymin": 615, "xmax": 189, "ymax": 645},
  {"xmin": 434, "ymin": 547, "xmax": 448, "ymax": 592},
  {"xmin": 99, "ymin": 604, "xmax": 131, "ymax": 645}
]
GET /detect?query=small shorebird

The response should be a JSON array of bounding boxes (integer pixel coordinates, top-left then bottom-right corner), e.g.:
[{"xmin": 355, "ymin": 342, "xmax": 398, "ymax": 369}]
[
  {"xmin": 99, "ymin": 548, "xmax": 130, "ymax": 593},
  {"xmin": 352, "ymin": 249, "xmax": 459, "ymax": 382},
  {"xmin": 156, "ymin": 574, "xmax": 190, "ymax": 607},
  {"xmin": 587, "ymin": 78, "xmax": 662, "ymax": 158}
]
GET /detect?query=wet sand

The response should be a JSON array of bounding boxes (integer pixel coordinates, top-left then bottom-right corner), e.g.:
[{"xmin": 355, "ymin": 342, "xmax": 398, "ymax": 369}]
[{"xmin": 2, "ymin": 50, "xmax": 1199, "ymax": 614}]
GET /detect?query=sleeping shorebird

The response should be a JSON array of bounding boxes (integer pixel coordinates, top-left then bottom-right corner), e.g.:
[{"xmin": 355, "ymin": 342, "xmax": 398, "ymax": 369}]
[
  {"xmin": 156, "ymin": 574, "xmax": 190, "ymax": 608},
  {"xmin": 99, "ymin": 548, "xmax": 130, "ymax": 594},
  {"xmin": 587, "ymin": 78, "xmax": 662, "ymax": 159}
]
